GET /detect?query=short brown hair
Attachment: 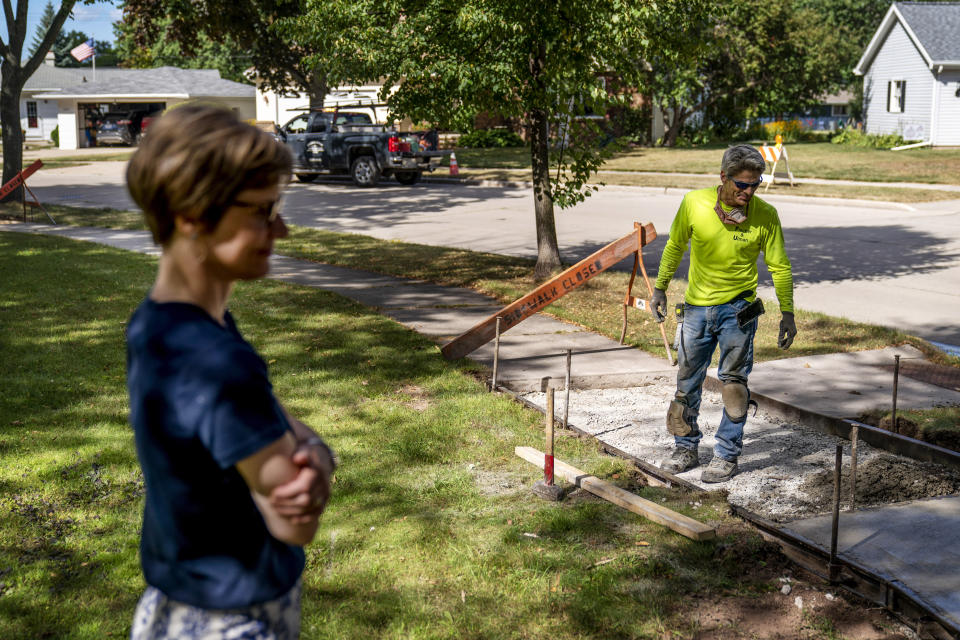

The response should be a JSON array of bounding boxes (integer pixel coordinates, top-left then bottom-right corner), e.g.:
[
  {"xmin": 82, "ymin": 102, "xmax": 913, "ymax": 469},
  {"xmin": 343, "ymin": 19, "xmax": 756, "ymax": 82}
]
[{"xmin": 127, "ymin": 104, "xmax": 292, "ymax": 245}]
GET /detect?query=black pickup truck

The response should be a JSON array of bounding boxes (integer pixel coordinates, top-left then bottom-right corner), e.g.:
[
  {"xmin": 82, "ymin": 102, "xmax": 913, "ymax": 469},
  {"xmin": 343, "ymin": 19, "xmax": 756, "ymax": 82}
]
[{"xmin": 276, "ymin": 108, "xmax": 446, "ymax": 187}]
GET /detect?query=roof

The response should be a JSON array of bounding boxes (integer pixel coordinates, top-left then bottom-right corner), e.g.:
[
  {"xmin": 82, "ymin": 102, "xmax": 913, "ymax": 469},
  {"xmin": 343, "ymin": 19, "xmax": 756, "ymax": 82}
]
[
  {"xmin": 34, "ymin": 67, "xmax": 254, "ymax": 100},
  {"xmin": 855, "ymin": 2, "xmax": 960, "ymax": 74},
  {"xmin": 23, "ymin": 65, "xmax": 86, "ymax": 91}
]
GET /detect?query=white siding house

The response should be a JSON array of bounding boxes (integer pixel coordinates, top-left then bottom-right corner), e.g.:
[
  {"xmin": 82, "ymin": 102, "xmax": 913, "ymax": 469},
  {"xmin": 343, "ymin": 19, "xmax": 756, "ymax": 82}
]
[
  {"xmin": 854, "ymin": 2, "xmax": 960, "ymax": 145},
  {"xmin": 255, "ymin": 82, "xmax": 394, "ymax": 128},
  {"xmin": 35, "ymin": 67, "xmax": 255, "ymax": 150},
  {"xmin": 20, "ymin": 54, "xmax": 86, "ymax": 141}
]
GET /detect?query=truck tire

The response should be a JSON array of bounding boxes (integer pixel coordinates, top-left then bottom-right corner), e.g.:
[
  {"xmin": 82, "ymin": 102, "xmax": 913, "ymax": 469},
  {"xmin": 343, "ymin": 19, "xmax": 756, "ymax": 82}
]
[
  {"xmin": 295, "ymin": 173, "xmax": 319, "ymax": 183},
  {"xmin": 395, "ymin": 171, "xmax": 420, "ymax": 186},
  {"xmin": 350, "ymin": 156, "xmax": 380, "ymax": 187}
]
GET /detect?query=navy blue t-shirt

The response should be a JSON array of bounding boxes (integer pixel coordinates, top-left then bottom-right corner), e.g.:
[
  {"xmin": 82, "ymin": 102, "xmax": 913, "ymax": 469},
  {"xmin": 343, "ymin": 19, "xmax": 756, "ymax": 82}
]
[{"xmin": 126, "ymin": 298, "xmax": 305, "ymax": 609}]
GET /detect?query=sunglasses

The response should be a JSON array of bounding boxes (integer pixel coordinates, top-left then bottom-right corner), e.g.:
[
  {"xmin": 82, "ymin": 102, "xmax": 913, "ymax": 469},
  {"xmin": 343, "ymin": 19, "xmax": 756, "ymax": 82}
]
[
  {"xmin": 731, "ymin": 177, "xmax": 763, "ymax": 190},
  {"xmin": 232, "ymin": 198, "xmax": 283, "ymax": 224}
]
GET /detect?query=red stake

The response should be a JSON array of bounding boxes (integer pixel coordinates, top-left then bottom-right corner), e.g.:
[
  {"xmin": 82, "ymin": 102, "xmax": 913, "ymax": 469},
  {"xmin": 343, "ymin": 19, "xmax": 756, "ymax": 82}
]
[{"xmin": 545, "ymin": 388, "xmax": 555, "ymax": 485}]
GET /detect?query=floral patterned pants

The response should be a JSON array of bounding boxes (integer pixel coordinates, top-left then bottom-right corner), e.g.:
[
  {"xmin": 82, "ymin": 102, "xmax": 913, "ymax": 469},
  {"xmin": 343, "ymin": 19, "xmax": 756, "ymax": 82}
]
[{"xmin": 130, "ymin": 580, "xmax": 301, "ymax": 639}]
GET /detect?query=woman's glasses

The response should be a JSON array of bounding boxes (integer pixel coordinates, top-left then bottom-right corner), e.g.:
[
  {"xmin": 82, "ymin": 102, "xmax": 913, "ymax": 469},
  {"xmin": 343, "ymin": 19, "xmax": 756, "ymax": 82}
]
[{"xmin": 232, "ymin": 198, "xmax": 283, "ymax": 225}]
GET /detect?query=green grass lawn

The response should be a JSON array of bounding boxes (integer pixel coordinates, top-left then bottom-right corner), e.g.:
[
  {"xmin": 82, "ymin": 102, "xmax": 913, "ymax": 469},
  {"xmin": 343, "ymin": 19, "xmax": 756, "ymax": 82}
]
[
  {"xmin": 451, "ymin": 142, "xmax": 960, "ymax": 189},
  {"xmin": 1, "ymin": 230, "xmax": 800, "ymax": 639},
  {"xmin": 0, "ymin": 151, "xmax": 134, "ymax": 173}
]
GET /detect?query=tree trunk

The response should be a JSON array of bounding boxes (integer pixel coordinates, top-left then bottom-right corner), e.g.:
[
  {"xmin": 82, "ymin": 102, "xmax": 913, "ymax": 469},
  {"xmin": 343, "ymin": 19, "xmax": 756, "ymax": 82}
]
[
  {"xmin": 529, "ymin": 107, "xmax": 561, "ymax": 280},
  {"xmin": 661, "ymin": 101, "xmax": 688, "ymax": 148},
  {"xmin": 1, "ymin": 69, "xmax": 25, "ymax": 203},
  {"xmin": 307, "ymin": 71, "xmax": 328, "ymax": 111}
]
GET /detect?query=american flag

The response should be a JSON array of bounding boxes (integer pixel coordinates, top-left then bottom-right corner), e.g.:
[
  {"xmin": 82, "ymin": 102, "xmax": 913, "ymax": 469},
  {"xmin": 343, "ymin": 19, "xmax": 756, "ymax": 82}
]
[{"xmin": 70, "ymin": 39, "xmax": 95, "ymax": 63}]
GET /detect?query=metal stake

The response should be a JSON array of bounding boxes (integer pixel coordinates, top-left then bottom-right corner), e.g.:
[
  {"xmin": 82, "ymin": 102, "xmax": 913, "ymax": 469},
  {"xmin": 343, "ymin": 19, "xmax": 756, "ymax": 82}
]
[
  {"xmin": 563, "ymin": 349, "xmax": 572, "ymax": 430},
  {"xmin": 829, "ymin": 444, "xmax": 843, "ymax": 583},
  {"xmin": 849, "ymin": 425, "xmax": 859, "ymax": 512},
  {"xmin": 892, "ymin": 354, "xmax": 901, "ymax": 434},
  {"xmin": 491, "ymin": 316, "xmax": 502, "ymax": 390}
]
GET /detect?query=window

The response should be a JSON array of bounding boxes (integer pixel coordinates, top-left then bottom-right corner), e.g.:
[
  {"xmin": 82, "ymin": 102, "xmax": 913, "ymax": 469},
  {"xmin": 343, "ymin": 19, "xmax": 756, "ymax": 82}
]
[
  {"xmin": 887, "ymin": 80, "xmax": 905, "ymax": 113},
  {"xmin": 831, "ymin": 104, "xmax": 848, "ymax": 117},
  {"xmin": 284, "ymin": 114, "xmax": 309, "ymax": 134},
  {"xmin": 26, "ymin": 101, "xmax": 38, "ymax": 128}
]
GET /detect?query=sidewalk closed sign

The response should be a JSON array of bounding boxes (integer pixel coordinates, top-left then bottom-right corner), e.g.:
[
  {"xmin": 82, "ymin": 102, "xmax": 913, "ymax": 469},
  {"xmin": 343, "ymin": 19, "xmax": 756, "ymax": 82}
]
[{"xmin": 757, "ymin": 135, "xmax": 795, "ymax": 191}]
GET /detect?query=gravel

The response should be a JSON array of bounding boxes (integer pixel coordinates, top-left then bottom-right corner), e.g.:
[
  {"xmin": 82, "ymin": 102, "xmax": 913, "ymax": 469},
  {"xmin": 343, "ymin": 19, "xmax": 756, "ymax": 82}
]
[{"xmin": 519, "ymin": 381, "xmax": 960, "ymax": 523}]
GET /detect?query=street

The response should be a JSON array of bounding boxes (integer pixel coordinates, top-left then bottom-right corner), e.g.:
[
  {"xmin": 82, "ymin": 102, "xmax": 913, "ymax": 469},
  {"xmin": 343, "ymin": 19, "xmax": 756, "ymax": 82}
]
[{"xmin": 28, "ymin": 161, "xmax": 960, "ymax": 345}]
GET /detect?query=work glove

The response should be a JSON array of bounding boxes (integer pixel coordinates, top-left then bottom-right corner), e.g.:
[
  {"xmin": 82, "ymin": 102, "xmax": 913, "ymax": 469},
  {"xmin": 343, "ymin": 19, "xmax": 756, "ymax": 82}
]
[
  {"xmin": 650, "ymin": 288, "xmax": 667, "ymax": 323},
  {"xmin": 778, "ymin": 312, "xmax": 797, "ymax": 350}
]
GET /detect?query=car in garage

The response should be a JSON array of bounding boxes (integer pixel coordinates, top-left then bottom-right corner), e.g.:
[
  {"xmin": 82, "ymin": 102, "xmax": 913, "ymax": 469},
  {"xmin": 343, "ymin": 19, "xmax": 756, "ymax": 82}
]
[{"xmin": 96, "ymin": 111, "xmax": 145, "ymax": 146}]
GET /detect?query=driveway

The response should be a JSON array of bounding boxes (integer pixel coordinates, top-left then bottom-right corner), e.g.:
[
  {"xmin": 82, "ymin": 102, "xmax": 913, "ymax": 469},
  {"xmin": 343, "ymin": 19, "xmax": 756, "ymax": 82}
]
[{"xmin": 28, "ymin": 161, "xmax": 960, "ymax": 346}]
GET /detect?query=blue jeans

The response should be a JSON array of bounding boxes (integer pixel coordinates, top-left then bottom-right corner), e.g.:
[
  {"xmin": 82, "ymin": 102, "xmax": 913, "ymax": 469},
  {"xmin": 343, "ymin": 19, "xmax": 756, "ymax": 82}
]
[{"xmin": 673, "ymin": 299, "xmax": 756, "ymax": 461}]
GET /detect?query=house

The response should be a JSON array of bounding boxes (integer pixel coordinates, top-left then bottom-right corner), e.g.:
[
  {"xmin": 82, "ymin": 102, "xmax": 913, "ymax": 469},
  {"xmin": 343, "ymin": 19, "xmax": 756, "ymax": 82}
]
[
  {"xmin": 255, "ymin": 81, "xmax": 395, "ymax": 128},
  {"xmin": 854, "ymin": 2, "xmax": 960, "ymax": 145},
  {"xmin": 36, "ymin": 67, "xmax": 255, "ymax": 150},
  {"xmin": 21, "ymin": 52, "xmax": 86, "ymax": 141}
]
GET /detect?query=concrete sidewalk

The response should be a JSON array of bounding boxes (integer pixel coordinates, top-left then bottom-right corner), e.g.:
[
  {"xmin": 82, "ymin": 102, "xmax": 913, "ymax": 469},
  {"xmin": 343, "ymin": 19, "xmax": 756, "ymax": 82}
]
[{"xmin": 4, "ymin": 222, "xmax": 959, "ymax": 425}]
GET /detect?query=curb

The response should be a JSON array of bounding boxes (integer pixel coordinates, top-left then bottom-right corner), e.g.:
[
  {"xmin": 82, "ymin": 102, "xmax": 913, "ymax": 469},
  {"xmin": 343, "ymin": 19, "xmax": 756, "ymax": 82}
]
[{"xmin": 419, "ymin": 176, "xmax": 919, "ymax": 211}]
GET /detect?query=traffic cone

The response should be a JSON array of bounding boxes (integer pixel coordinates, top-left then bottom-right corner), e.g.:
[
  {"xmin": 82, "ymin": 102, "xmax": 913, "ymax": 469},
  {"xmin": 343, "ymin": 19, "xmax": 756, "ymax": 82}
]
[{"xmin": 449, "ymin": 152, "xmax": 460, "ymax": 177}]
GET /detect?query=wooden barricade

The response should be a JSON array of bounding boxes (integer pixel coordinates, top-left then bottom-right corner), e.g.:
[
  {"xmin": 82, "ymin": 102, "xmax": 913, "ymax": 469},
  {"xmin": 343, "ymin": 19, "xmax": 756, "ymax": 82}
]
[
  {"xmin": 441, "ymin": 222, "xmax": 657, "ymax": 360},
  {"xmin": 0, "ymin": 159, "xmax": 55, "ymax": 223},
  {"xmin": 757, "ymin": 135, "xmax": 794, "ymax": 190}
]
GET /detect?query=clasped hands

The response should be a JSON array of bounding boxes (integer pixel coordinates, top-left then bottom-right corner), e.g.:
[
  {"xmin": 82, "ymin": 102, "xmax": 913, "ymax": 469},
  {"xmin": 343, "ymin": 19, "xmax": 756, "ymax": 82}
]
[{"xmin": 269, "ymin": 438, "xmax": 336, "ymax": 525}]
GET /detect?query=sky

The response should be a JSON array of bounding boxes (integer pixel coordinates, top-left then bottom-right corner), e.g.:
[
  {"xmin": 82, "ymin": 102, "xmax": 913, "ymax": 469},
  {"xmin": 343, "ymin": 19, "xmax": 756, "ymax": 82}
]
[{"xmin": 2, "ymin": 1, "xmax": 122, "ymax": 51}]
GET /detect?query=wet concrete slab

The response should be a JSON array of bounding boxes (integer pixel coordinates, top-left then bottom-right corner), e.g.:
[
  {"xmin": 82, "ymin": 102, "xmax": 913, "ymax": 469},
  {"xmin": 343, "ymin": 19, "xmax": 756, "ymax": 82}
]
[
  {"xmin": 743, "ymin": 346, "xmax": 960, "ymax": 418},
  {"xmin": 783, "ymin": 495, "xmax": 960, "ymax": 630},
  {"xmin": 471, "ymin": 331, "xmax": 677, "ymax": 391}
]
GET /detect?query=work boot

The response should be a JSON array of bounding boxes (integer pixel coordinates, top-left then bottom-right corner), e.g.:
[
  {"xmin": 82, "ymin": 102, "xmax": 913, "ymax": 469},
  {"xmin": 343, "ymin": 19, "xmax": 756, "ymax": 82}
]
[
  {"xmin": 701, "ymin": 456, "xmax": 738, "ymax": 483},
  {"xmin": 660, "ymin": 447, "xmax": 699, "ymax": 474}
]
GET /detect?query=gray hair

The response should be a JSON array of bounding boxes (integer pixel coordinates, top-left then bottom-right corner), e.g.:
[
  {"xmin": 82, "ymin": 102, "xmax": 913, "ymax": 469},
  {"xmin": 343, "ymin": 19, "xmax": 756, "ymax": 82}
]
[{"xmin": 721, "ymin": 144, "xmax": 766, "ymax": 176}]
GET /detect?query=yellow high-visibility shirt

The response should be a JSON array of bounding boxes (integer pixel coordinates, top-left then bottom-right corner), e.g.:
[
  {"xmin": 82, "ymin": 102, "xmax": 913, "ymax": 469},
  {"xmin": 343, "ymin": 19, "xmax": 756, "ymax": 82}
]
[{"xmin": 654, "ymin": 187, "xmax": 794, "ymax": 313}]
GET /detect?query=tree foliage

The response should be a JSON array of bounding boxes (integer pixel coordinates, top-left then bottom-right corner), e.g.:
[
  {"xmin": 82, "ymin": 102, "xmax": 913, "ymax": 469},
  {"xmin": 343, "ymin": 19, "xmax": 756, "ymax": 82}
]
[
  {"xmin": 642, "ymin": 0, "xmax": 848, "ymax": 146},
  {"xmin": 27, "ymin": 0, "xmax": 57, "ymax": 57},
  {"xmin": 113, "ymin": 16, "xmax": 249, "ymax": 83},
  {"xmin": 291, "ymin": 0, "xmax": 656, "ymax": 277},
  {"xmin": 120, "ymin": 0, "xmax": 368, "ymax": 105}
]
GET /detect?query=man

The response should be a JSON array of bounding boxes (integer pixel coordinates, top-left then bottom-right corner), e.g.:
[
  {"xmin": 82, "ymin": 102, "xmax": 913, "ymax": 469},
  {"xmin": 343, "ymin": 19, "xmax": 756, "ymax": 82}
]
[{"xmin": 651, "ymin": 144, "xmax": 796, "ymax": 483}]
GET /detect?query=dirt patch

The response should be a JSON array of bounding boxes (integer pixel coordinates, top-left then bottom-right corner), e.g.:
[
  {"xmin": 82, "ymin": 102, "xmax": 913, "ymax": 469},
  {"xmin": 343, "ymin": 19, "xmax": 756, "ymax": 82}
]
[
  {"xmin": 685, "ymin": 588, "xmax": 911, "ymax": 639},
  {"xmin": 673, "ymin": 525, "xmax": 914, "ymax": 639},
  {"xmin": 397, "ymin": 384, "xmax": 432, "ymax": 411},
  {"xmin": 856, "ymin": 410, "xmax": 960, "ymax": 453},
  {"xmin": 471, "ymin": 467, "xmax": 530, "ymax": 497},
  {"xmin": 798, "ymin": 454, "xmax": 960, "ymax": 510}
]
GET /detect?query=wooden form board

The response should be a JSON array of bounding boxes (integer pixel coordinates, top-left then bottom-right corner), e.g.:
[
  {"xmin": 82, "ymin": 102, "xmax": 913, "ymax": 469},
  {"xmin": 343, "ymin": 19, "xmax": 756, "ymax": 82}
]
[
  {"xmin": 441, "ymin": 222, "xmax": 657, "ymax": 360},
  {"xmin": 515, "ymin": 446, "xmax": 715, "ymax": 541}
]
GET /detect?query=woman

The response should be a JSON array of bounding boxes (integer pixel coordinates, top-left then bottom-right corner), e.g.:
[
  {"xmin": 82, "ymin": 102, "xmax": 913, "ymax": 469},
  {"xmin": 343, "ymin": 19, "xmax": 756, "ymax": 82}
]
[{"xmin": 125, "ymin": 104, "xmax": 335, "ymax": 639}]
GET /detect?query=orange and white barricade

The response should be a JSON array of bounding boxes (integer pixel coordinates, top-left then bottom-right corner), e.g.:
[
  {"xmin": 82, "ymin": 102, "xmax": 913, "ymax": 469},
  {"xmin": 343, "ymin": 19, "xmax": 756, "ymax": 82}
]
[{"xmin": 757, "ymin": 134, "xmax": 794, "ymax": 191}]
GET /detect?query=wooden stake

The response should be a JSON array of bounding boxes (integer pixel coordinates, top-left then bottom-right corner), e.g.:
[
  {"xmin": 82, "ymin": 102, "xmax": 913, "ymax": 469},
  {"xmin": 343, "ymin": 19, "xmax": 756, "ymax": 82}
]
[
  {"xmin": 563, "ymin": 349, "xmax": 571, "ymax": 430},
  {"xmin": 545, "ymin": 389, "xmax": 555, "ymax": 485}
]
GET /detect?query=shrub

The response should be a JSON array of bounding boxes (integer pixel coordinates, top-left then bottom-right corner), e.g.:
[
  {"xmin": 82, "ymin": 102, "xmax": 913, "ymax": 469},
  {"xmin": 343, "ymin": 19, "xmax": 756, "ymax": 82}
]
[
  {"xmin": 50, "ymin": 125, "xmax": 59, "ymax": 147},
  {"xmin": 830, "ymin": 128, "xmax": 906, "ymax": 149},
  {"xmin": 762, "ymin": 120, "xmax": 804, "ymax": 143},
  {"xmin": 457, "ymin": 128, "xmax": 524, "ymax": 148}
]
